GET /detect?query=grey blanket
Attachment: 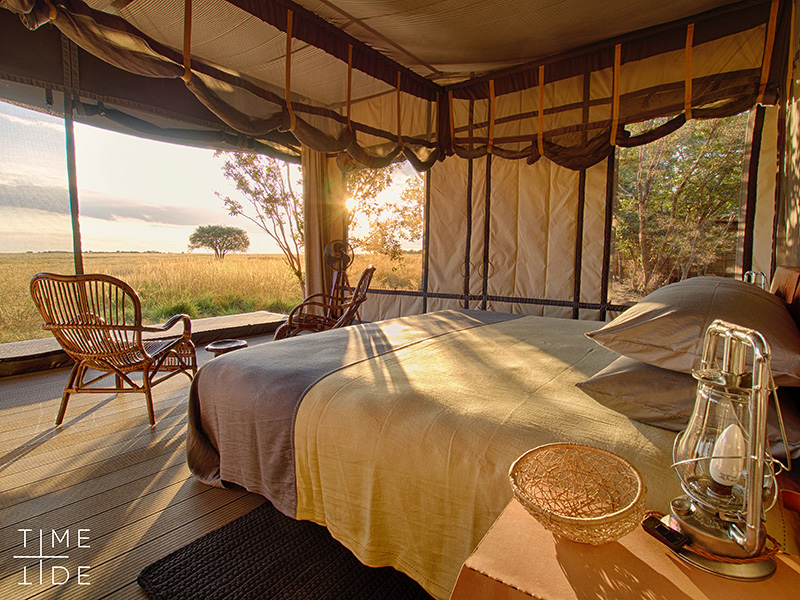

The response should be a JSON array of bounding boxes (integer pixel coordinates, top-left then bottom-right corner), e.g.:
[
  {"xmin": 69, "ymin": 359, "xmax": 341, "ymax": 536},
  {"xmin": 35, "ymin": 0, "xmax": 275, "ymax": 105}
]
[{"xmin": 186, "ymin": 309, "xmax": 521, "ymax": 515}]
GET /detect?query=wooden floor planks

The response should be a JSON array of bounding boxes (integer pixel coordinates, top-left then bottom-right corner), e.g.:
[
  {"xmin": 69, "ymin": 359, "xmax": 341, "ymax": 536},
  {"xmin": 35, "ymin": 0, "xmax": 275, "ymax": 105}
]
[{"xmin": 0, "ymin": 336, "xmax": 272, "ymax": 600}]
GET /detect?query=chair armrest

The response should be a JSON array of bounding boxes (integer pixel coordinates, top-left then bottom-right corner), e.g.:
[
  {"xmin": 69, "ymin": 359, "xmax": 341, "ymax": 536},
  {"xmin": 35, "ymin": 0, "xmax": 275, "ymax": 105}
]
[
  {"xmin": 142, "ymin": 313, "xmax": 192, "ymax": 338},
  {"xmin": 290, "ymin": 293, "xmax": 330, "ymax": 309},
  {"xmin": 331, "ymin": 297, "xmax": 365, "ymax": 327},
  {"xmin": 286, "ymin": 294, "xmax": 341, "ymax": 319}
]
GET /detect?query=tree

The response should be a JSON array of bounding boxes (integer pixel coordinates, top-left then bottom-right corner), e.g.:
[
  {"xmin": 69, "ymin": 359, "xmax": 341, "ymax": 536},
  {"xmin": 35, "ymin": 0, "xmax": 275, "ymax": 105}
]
[
  {"xmin": 215, "ymin": 154, "xmax": 424, "ymax": 289},
  {"xmin": 188, "ymin": 225, "xmax": 249, "ymax": 259},
  {"xmin": 215, "ymin": 152, "xmax": 304, "ymax": 289},
  {"xmin": 346, "ymin": 165, "xmax": 424, "ymax": 262},
  {"xmin": 616, "ymin": 113, "xmax": 746, "ymax": 293}
]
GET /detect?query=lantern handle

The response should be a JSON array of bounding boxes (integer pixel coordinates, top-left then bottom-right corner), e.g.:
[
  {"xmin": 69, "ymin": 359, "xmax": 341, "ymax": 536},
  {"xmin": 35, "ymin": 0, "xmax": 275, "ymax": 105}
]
[{"xmin": 768, "ymin": 373, "xmax": 792, "ymax": 474}]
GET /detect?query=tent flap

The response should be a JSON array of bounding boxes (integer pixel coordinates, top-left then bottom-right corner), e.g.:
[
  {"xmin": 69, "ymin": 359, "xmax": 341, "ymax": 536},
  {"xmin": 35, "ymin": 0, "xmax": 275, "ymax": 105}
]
[{"xmin": 1, "ymin": 0, "xmax": 790, "ymax": 171}]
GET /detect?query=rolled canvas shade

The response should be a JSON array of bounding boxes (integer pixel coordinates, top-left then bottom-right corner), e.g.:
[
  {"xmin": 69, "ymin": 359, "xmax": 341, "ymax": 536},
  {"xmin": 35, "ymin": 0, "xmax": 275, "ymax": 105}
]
[
  {"xmin": 0, "ymin": 8, "xmax": 301, "ymax": 160},
  {"xmin": 447, "ymin": 1, "xmax": 789, "ymax": 169},
  {"xmin": 1, "ymin": 0, "xmax": 790, "ymax": 172}
]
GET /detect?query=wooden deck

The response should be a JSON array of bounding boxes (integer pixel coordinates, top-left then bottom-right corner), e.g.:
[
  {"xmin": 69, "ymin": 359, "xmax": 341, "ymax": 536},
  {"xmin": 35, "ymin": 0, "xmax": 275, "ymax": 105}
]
[{"xmin": 0, "ymin": 336, "xmax": 272, "ymax": 600}]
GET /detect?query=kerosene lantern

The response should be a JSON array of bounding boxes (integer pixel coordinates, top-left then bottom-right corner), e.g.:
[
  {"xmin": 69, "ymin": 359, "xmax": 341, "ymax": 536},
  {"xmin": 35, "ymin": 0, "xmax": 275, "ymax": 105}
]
[{"xmin": 670, "ymin": 319, "xmax": 785, "ymax": 580}]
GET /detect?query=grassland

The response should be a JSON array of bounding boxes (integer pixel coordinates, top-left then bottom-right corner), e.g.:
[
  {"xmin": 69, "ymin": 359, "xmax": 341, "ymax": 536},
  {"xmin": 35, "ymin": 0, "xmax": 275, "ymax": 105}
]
[{"xmin": 0, "ymin": 251, "xmax": 422, "ymax": 344}]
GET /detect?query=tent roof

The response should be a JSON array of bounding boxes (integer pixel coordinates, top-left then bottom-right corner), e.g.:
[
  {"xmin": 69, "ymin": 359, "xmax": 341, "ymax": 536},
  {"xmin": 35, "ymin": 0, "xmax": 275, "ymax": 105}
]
[
  {"xmin": 276, "ymin": 0, "xmax": 738, "ymax": 79},
  {"xmin": 95, "ymin": 0, "xmax": 753, "ymax": 101},
  {"xmin": 0, "ymin": 0, "xmax": 787, "ymax": 167}
]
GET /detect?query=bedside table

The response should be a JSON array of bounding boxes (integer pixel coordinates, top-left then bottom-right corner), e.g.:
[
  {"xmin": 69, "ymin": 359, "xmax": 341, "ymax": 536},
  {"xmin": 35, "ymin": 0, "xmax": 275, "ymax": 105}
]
[{"xmin": 450, "ymin": 498, "xmax": 800, "ymax": 600}]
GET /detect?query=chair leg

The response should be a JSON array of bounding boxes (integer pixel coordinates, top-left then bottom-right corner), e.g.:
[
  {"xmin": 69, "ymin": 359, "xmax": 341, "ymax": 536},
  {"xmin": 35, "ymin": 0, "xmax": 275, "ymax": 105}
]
[
  {"xmin": 55, "ymin": 390, "xmax": 71, "ymax": 427},
  {"xmin": 143, "ymin": 371, "xmax": 155, "ymax": 426},
  {"xmin": 145, "ymin": 390, "xmax": 155, "ymax": 426},
  {"xmin": 56, "ymin": 362, "xmax": 82, "ymax": 426}
]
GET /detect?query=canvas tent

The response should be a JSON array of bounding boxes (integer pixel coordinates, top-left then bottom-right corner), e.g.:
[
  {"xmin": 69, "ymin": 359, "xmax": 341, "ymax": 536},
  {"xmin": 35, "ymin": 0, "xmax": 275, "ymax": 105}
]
[{"xmin": 1, "ymin": 0, "xmax": 798, "ymax": 321}]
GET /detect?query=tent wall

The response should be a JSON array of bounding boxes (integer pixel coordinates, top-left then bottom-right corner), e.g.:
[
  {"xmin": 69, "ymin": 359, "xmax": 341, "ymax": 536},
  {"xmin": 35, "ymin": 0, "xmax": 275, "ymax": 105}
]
[
  {"xmin": 362, "ymin": 155, "xmax": 615, "ymax": 322},
  {"xmin": 363, "ymin": 102, "xmax": 792, "ymax": 323},
  {"xmin": 355, "ymin": 0, "xmax": 795, "ymax": 323},
  {"xmin": 429, "ymin": 156, "xmax": 610, "ymax": 319}
]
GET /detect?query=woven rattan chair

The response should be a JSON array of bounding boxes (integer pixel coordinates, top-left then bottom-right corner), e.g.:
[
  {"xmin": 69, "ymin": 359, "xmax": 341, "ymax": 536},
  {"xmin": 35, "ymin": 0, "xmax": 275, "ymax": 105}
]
[
  {"xmin": 30, "ymin": 273, "xmax": 197, "ymax": 426},
  {"xmin": 274, "ymin": 265, "xmax": 376, "ymax": 340}
]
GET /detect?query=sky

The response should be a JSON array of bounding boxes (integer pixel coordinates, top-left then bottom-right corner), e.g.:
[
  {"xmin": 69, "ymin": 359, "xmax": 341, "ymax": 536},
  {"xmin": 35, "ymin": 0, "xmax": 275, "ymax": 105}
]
[{"xmin": 0, "ymin": 100, "xmax": 415, "ymax": 254}]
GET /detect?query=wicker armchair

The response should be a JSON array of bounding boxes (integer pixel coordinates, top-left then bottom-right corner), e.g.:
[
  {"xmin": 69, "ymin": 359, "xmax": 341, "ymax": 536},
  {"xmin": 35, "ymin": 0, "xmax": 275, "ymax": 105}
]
[
  {"xmin": 30, "ymin": 273, "xmax": 197, "ymax": 426},
  {"xmin": 274, "ymin": 265, "xmax": 376, "ymax": 340}
]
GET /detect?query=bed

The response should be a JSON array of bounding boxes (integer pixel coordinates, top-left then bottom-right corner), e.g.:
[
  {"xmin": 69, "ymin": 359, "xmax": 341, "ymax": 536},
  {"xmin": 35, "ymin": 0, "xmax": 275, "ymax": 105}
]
[{"xmin": 187, "ymin": 273, "xmax": 800, "ymax": 600}]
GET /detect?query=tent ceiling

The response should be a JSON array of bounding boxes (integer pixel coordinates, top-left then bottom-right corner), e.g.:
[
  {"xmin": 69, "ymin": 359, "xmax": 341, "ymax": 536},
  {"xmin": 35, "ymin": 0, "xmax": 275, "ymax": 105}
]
[
  {"xmin": 0, "ymin": 0, "xmax": 785, "ymax": 169},
  {"xmin": 292, "ymin": 0, "xmax": 739, "ymax": 79},
  {"xmin": 95, "ymin": 0, "xmax": 744, "ymax": 96}
]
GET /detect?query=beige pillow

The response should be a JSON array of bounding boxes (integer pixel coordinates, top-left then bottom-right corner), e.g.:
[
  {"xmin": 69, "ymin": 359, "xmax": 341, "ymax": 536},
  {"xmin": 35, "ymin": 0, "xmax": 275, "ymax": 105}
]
[
  {"xmin": 576, "ymin": 356, "xmax": 695, "ymax": 431},
  {"xmin": 577, "ymin": 355, "xmax": 800, "ymax": 459},
  {"xmin": 585, "ymin": 277, "xmax": 800, "ymax": 386}
]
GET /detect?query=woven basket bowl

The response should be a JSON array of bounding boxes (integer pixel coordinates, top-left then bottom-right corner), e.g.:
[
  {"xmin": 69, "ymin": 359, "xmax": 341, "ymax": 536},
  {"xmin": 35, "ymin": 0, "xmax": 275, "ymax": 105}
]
[{"xmin": 509, "ymin": 443, "xmax": 647, "ymax": 545}]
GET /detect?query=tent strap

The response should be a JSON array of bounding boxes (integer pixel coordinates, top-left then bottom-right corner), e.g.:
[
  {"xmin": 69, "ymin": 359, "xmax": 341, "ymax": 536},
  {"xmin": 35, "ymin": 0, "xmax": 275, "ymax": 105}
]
[
  {"xmin": 182, "ymin": 0, "xmax": 192, "ymax": 82},
  {"xmin": 285, "ymin": 9, "xmax": 297, "ymax": 132},
  {"xmin": 685, "ymin": 23, "xmax": 694, "ymax": 120},
  {"xmin": 610, "ymin": 44, "xmax": 621, "ymax": 146},
  {"xmin": 538, "ymin": 65, "xmax": 545, "ymax": 156}
]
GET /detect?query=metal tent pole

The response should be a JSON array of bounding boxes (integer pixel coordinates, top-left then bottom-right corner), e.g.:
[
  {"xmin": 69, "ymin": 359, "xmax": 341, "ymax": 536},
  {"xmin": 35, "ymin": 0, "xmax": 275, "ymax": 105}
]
[
  {"xmin": 64, "ymin": 87, "xmax": 84, "ymax": 275},
  {"xmin": 61, "ymin": 35, "xmax": 84, "ymax": 274}
]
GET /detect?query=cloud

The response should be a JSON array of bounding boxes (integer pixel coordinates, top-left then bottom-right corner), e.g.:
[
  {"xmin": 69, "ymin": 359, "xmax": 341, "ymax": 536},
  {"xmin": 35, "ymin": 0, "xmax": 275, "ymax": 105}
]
[
  {"xmin": 0, "ymin": 164, "xmax": 67, "ymax": 189},
  {"xmin": 0, "ymin": 184, "xmax": 221, "ymax": 226},
  {"xmin": 79, "ymin": 190, "xmax": 218, "ymax": 225},
  {"xmin": 0, "ymin": 109, "xmax": 63, "ymax": 132},
  {"xmin": 0, "ymin": 183, "xmax": 70, "ymax": 213}
]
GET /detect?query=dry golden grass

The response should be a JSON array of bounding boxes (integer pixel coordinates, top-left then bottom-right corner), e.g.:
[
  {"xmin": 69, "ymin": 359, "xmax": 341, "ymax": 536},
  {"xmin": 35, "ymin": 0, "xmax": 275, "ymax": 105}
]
[
  {"xmin": 351, "ymin": 252, "xmax": 422, "ymax": 291},
  {"xmin": 0, "ymin": 251, "xmax": 422, "ymax": 344},
  {"xmin": 0, "ymin": 252, "xmax": 302, "ymax": 344}
]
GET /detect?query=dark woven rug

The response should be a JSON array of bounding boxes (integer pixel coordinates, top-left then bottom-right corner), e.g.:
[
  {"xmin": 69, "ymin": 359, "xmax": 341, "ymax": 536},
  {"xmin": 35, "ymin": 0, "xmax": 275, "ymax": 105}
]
[{"xmin": 138, "ymin": 500, "xmax": 434, "ymax": 600}]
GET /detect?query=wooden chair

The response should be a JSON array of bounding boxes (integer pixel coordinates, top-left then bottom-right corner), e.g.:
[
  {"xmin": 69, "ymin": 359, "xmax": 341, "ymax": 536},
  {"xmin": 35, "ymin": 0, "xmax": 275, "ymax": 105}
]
[
  {"xmin": 274, "ymin": 265, "xmax": 376, "ymax": 340},
  {"xmin": 30, "ymin": 273, "xmax": 197, "ymax": 426}
]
